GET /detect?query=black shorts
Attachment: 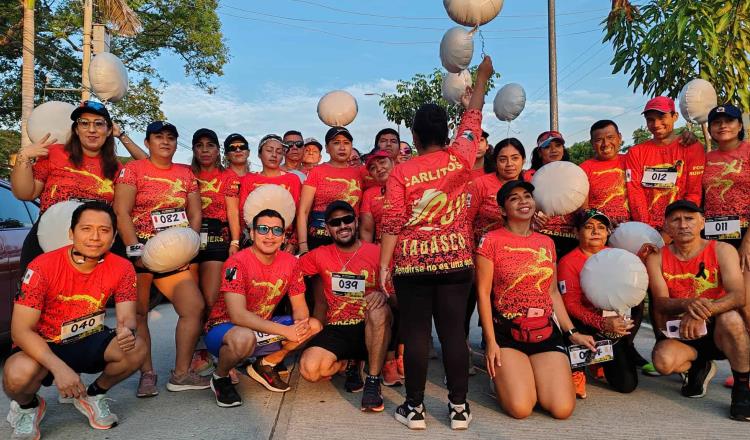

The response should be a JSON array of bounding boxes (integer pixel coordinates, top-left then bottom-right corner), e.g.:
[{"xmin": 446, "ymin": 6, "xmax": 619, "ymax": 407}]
[
  {"xmin": 493, "ymin": 319, "xmax": 567, "ymax": 356},
  {"xmin": 656, "ymin": 320, "xmax": 726, "ymax": 361},
  {"xmin": 134, "ymin": 263, "xmax": 190, "ymax": 279},
  {"xmin": 192, "ymin": 246, "xmax": 229, "ymax": 264},
  {"xmin": 307, "ymin": 322, "xmax": 367, "ymax": 361},
  {"xmin": 11, "ymin": 328, "xmax": 116, "ymax": 387},
  {"xmin": 193, "ymin": 218, "xmax": 230, "ymax": 263}
]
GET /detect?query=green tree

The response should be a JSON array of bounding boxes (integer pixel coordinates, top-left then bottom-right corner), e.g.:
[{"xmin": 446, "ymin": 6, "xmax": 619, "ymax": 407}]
[
  {"xmin": 631, "ymin": 127, "xmax": 651, "ymax": 146},
  {"xmin": 0, "ymin": 0, "xmax": 228, "ymax": 133},
  {"xmin": 567, "ymin": 140, "xmax": 594, "ymax": 165},
  {"xmin": 606, "ymin": 0, "xmax": 750, "ymax": 109},
  {"xmin": 0, "ymin": 130, "xmax": 21, "ymax": 179},
  {"xmin": 378, "ymin": 67, "xmax": 501, "ymax": 131}
]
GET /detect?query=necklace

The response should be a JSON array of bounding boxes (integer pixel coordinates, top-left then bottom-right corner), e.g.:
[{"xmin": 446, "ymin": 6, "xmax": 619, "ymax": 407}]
[{"xmin": 335, "ymin": 240, "xmax": 362, "ymax": 272}]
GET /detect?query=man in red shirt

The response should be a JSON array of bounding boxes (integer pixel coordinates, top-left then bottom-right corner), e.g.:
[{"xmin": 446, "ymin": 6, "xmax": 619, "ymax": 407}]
[
  {"xmin": 3, "ymin": 202, "xmax": 144, "ymax": 438},
  {"xmin": 300, "ymin": 138, "xmax": 323, "ymax": 175},
  {"xmin": 298, "ymin": 201, "xmax": 391, "ymax": 413}
]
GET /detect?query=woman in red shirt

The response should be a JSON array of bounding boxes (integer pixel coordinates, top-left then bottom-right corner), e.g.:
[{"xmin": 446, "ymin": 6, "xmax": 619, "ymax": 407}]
[
  {"xmin": 223, "ymin": 133, "xmax": 251, "ymax": 178},
  {"xmin": 360, "ymin": 150, "xmax": 393, "ymax": 243}
]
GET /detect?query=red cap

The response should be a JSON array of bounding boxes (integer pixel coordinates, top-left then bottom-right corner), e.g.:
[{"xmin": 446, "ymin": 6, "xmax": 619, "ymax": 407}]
[
  {"xmin": 365, "ymin": 150, "xmax": 392, "ymax": 169},
  {"xmin": 642, "ymin": 96, "xmax": 675, "ymax": 114},
  {"xmin": 536, "ymin": 130, "xmax": 565, "ymax": 148}
]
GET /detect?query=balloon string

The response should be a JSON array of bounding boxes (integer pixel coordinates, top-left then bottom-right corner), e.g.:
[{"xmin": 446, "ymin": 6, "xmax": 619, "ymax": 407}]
[
  {"xmin": 478, "ymin": 28, "xmax": 486, "ymax": 58},
  {"xmin": 506, "ymin": 121, "xmax": 511, "ymax": 139}
]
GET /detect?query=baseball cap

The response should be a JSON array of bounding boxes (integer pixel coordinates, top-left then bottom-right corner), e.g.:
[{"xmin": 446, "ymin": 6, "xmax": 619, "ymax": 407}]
[
  {"xmin": 481, "ymin": 130, "xmax": 489, "ymax": 139},
  {"xmin": 365, "ymin": 150, "xmax": 392, "ymax": 169},
  {"xmin": 642, "ymin": 96, "xmax": 675, "ymax": 114},
  {"xmin": 707, "ymin": 104, "xmax": 743, "ymax": 125},
  {"xmin": 574, "ymin": 208, "xmax": 612, "ymax": 229},
  {"xmin": 324, "ymin": 200, "xmax": 355, "ymax": 221},
  {"xmin": 258, "ymin": 133, "xmax": 284, "ymax": 149},
  {"xmin": 304, "ymin": 137, "xmax": 323, "ymax": 151},
  {"xmin": 496, "ymin": 180, "xmax": 535, "ymax": 207},
  {"xmin": 537, "ymin": 130, "xmax": 565, "ymax": 149},
  {"xmin": 664, "ymin": 199, "xmax": 703, "ymax": 218},
  {"xmin": 224, "ymin": 133, "xmax": 248, "ymax": 150},
  {"xmin": 70, "ymin": 100, "xmax": 112, "ymax": 123},
  {"xmin": 325, "ymin": 126, "xmax": 353, "ymax": 144},
  {"xmin": 146, "ymin": 121, "xmax": 179, "ymax": 137},
  {"xmin": 192, "ymin": 128, "xmax": 218, "ymax": 146}
]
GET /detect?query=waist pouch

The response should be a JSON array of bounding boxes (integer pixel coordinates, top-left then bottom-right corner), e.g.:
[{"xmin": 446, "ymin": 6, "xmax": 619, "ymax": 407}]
[
  {"xmin": 201, "ymin": 218, "xmax": 228, "ymax": 250},
  {"xmin": 509, "ymin": 314, "xmax": 553, "ymax": 344}
]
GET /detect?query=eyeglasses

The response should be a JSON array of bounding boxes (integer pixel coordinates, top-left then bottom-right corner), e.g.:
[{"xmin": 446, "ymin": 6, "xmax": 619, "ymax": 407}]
[
  {"xmin": 327, "ymin": 214, "xmax": 355, "ymax": 227},
  {"xmin": 77, "ymin": 118, "xmax": 108, "ymax": 130},
  {"xmin": 226, "ymin": 144, "xmax": 249, "ymax": 152},
  {"xmin": 255, "ymin": 224, "xmax": 284, "ymax": 237},
  {"xmin": 285, "ymin": 140, "xmax": 304, "ymax": 149}
]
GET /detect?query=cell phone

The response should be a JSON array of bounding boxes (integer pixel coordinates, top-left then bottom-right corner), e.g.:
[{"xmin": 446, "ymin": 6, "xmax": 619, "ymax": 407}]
[
  {"xmin": 664, "ymin": 319, "xmax": 708, "ymax": 339},
  {"xmin": 527, "ymin": 308, "xmax": 545, "ymax": 318}
]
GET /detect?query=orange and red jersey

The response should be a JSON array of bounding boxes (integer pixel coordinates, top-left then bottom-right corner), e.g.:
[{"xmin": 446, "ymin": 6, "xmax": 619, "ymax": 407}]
[
  {"xmin": 381, "ymin": 109, "xmax": 481, "ymax": 276},
  {"xmin": 207, "ymin": 249, "xmax": 304, "ymax": 329},
  {"xmin": 16, "ymin": 246, "xmax": 136, "ymax": 343},
  {"xmin": 661, "ymin": 240, "xmax": 725, "ymax": 300},
  {"xmin": 32, "ymin": 144, "xmax": 120, "ymax": 213},
  {"xmin": 476, "ymin": 228, "xmax": 557, "ymax": 318},
  {"xmin": 703, "ymin": 142, "xmax": 750, "ymax": 227},
  {"xmin": 625, "ymin": 138, "xmax": 705, "ymax": 229},
  {"xmin": 361, "ymin": 185, "xmax": 386, "ymax": 242},
  {"xmin": 558, "ymin": 247, "xmax": 606, "ymax": 330},
  {"xmin": 579, "ymin": 156, "xmax": 630, "ymax": 223},
  {"xmin": 296, "ymin": 241, "xmax": 380, "ymax": 325},
  {"xmin": 195, "ymin": 168, "xmax": 239, "ymax": 222},
  {"xmin": 238, "ymin": 172, "xmax": 302, "ymax": 215},
  {"xmin": 466, "ymin": 173, "xmax": 504, "ymax": 245},
  {"xmin": 118, "ymin": 159, "xmax": 199, "ymax": 240},
  {"xmin": 304, "ymin": 163, "xmax": 363, "ymax": 213}
]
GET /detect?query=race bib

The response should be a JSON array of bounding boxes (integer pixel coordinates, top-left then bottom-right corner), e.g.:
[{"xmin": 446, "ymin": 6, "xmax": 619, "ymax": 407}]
[
  {"xmin": 641, "ymin": 166, "xmax": 677, "ymax": 188},
  {"xmin": 568, "ymin": 340, "xmax": 614, "ymax": 368},
  {"xmin": 331, "ymin": 273, "xmax": 366, "ymax": 299},
  {"xmin": 151, "ymin": 208, "xmax": 188, "ymax": 232},
  {"xmin": 253, "ymin": 330, "xmax": 285, "ymax": 347},
  {"xmin": 60, "ymin": 311, "xmax": 105, "ymax": 344},
  {"xmin": 704, "ymin": 215, "xmax": 741, "ymax": 240}
]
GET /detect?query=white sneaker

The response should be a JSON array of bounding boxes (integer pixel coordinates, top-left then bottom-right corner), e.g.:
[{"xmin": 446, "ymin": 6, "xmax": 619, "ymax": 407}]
[
  {"xmin": 395, "ymin": 401, "xmax": 426, "ymax": 430},
  {"xmin": 449, "ymin": 401, "xmax": 472, "ymax": 430},
  {"xmin": 11, "ymin": 396, "xmax": 46, "ymax": 440},
  {"xmin": 7, "ymin": 400, "xmax": 19, "ymax": 427},
  {"xmin": 74, "ymin": 394, "xmax": 118, "ymax": 429}
]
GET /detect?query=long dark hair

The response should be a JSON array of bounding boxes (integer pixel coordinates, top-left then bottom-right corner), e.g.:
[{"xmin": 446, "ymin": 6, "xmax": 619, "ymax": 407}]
[
  {"xmin": 530, "ymin": 145, "xmax": 570, "ymax": 171},
  {"xmin": 412, "ymin": 103, "xmax": 449, "ymax": 150},
  {"xmin": 65, "ymin": 120, "xmax": 119, "ymax": 181}
]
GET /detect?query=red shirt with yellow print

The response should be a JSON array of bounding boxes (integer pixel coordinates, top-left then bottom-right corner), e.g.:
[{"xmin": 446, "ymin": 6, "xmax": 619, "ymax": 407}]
[
  {"xmin": 195, "ymin": 168, "xmax": 239, "ymax": 222},
  {"xmin": 296, "ymin": 241, "xmax": 380, "ymax": 325},
  {"xmin": 207, "ymin": 249, "xmax": 304, "ymax": 329},
  {"xmin": 16, "ymin": 246, "xmax": 136, "ymax": 343},
  {"xmin": 661, "ymin": 240, "xmax": 725, "ymax": 300},
  {"xmin": 625, "ymin": 138, "xmax": 705, "ymax": 229},
  {"xmin": 381, "ymin": 109, "xmax": 481, "ymax": 276},
  {"xmin": 304, "ymin": 163, "xmax": 363, "ymax": 213},
  {"xmin": 466, "ymin": 173, "xmax": 504, "ymax": 245},
  {"xmin": 361, "ymin": 185, "xmax": 386, "ymax": 242},
  {"xmin": 476, "ymin": 228, "xmax": 557, "ymax": 318},
  {"xmin": 117, "ymin": 159, "xmax": 199, "ymax": 240},
  {"xmin": 33, "ymin": 144, "xmax": 120, "ymax": 213},
  {"xmin": 579, "ymin": 156, "xmax": 630, "ymax": 223},
  {"xmin": 703, "ymin": 142, "xmax": 750, "ymax": 228}
]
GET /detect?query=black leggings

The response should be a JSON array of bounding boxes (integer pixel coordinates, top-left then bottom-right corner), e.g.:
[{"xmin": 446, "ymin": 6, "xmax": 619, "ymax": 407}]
[
  {"xmin": 19, "ymin": 221, "xmax": 43, "ymax": 274},
  {"xmin": 394, "ymin": 269, "xmax": 472, "ymax": 406},
  {"xmin": 574, "ymin": 323, "xmax": 638, "ymax": 393}
]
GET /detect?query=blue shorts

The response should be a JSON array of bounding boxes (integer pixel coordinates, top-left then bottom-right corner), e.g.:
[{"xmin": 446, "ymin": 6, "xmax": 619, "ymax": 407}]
[{"xmin": 205, "ymin": 316, "xmax": 293, "ymax": 358}]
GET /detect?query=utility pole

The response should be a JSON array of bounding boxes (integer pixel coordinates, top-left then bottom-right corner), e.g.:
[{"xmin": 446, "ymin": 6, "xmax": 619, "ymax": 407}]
[
  {"xmin": 548, "ymin": 0, "xmax": 559, "ymax": 131},
  {"xmin": 81, "ymin": 0, "xmax": 93, "ymax": 101},
  {"xmin": 20, "ymin": 0, "xmax": 35, "ymax": 148}
]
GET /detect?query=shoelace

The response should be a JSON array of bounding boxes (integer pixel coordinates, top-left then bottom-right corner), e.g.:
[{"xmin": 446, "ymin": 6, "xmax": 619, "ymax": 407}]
[
  {"xmin": 91, "ymin": 396, "xmax": 115, "ymax": 418},
  {"xmin": 363, "ymin": 380, "xmax": 380, "ymax": 400},
  {"xmin": 14, "ymin": 410, "xmax": 36, "ymax": 434}
]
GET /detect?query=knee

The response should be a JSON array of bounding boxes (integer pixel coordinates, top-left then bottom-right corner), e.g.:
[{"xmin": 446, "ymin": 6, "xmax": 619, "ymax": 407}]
[
  {"xmin": 651, "ymin": 348, "xmax": 675, "ymax": 375},
  {"xmin": 715, "ymin": 311, "xmax": 746, "ymax": 339},
  {"xmin": 502, "ymin": 400, "xmax": 534, "ymax": 420},
  {"xmin": 2, "ymin": 362, "xmax": 36, "ymax": 394},
  {"xmin": 227, "ymin": 331, "xmax": 255, "ymax": 358},
  {"xmin": 366, "ymin": 306, "xmax": 391, "ymax": 328},
  {"xmin": 299, "ymin": 355, "xmax": 319, "ymax": 382},
  {"xmin": 614, "ymin": 380, "xmax": 638, "ymax": 394},
  {"xmin": 548, "ymin": 401, "xmax": 575, "ymax": 420}
]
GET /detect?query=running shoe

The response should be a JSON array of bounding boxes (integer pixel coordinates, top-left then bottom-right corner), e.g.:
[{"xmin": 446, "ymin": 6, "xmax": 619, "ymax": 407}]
[
  {"xmin": 382, "ymin": 359, "xmax": 402, "ymax": 387},
  {"xmin": 394, "ymin": 401, "xmax": 426, "ymax": 430},
  {"xmin": 681, "ymin": 360, "xmax": 717, "ymax": 398},
  {"xmin": 344, "ymin": 360, "xmax": 364, "ymax": 393},
  {"xmin": 136, "ymin": 371, "xmax": 159, "ymax": 398},
  {"xmin": 641, "ymin": 362, "xmax": 661, "ymax": 376},
  {"xmin": 247, "ymin": 359, "xmax": 290, "ymax": 392},
  {"xmin": 166, "ymin": 370, "xmax": 211, "ymax": 392},
  {"xmin": 229, "ymin": 368, "xmax": 240, "ymax": 385},
  {"xmin": 725, "ymin": 376, "xmax": 735, "ymax": 388},
  {"xmin": 74, "ymin": 394, "xmax": 118, "ymax": 429},
  {"xmin": 448, "ymin": 401, "xmax": 472, "ymax": 430},
  {"xmin": 273, "ymin": 360, "xmax": 290, "ymax": 378},
  {"xmin": 190, "ymin": 349, "xmax": 215, "ymax": 377},
  {"xmin": 572, "ymin": 370, "xmax": 587, "ymax": 399},
  {"xmin": 730, "ymin": 381, "xmax": 750, "ymax": 422},
  {"xmin": 589, "ymin": 364, "xmax": 606, "ymax": 382},
  {"xmin": 211, "ymin": 376, "xmax": 243, "ymax": 408},
  {"xmin": 7, "ymin": 400, "xmax": 19, "ymax": 427},
  {"xmin": 361, "ymin": 376, "xmax": 385, "ymax": 412},
  {"xmin": 396, "ymin": 356, "xmax": 405, "ymax": 379},
  {"xmin": 11, "ymin": 396, "xmax": 45, "ymax": 440}
]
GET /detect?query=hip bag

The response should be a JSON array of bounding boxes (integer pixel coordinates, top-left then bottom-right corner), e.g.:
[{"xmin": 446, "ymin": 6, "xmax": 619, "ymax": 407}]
[{"xmin": 509, "ymin": 314, "xmax": 553, "ymax": 344}]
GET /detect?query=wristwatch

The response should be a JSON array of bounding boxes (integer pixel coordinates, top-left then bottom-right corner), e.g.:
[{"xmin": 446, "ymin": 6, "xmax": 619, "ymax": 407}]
[{"xmin": 565, "ymin": 327, "xmax": 579, "ymax": 337}]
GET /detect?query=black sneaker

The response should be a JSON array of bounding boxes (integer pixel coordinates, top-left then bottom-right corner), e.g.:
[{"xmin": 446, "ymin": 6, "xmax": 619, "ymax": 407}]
[
  {"xmin": 210, "ymin": 376, "xmax": 242, "ymax": 408},
  {"xmin": 681, "ymin": 360, "xmax": 717, "ymax": 398},
  {"xmin": 273, "ymin": 360, "xmax": 289, "ymax": 377},
  {"xmin": 394, "ymin": 401, "xmax": 426, "ymax": 430},
  {"xmin": 730, "ymin": 382, "xmax": 750, "ymax": 422},
  {"xmin": 247, "ymin": 359, "xmax": 291, "ymax": 392},
  {"xmin": 344, "ymin": 360, "xmax": 364, "ymax": 393},
  {"xmin": 361, "ymin": 376, "xmax": 384, "ymax": 412},
  {"xmin": 448, "ymin": 401, "xmax": 472, "ymax": 430}
]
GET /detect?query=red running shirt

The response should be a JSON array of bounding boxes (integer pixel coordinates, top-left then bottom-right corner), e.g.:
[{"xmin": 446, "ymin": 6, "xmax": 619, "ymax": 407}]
[
  {"xmin": 195, "ymin": 168, "xmax": 239, "ymax": 222},
  {"xmin": 118, "ymin": 159, "xmax": 199, "ymax": 240},
  {"xmin": 703, "ymin": 142, "xmax": 750, "ymax": 227},
  {"xmin": 381, "ymin": 109, "xmax": 481, "ymax": 276},
  {"xmin": 207, "ymin": 250, "xmax": 304, "ymax": 329},
  {"xmin": 466, "ymin": 173, "xmax": 505, "ymax": 245},
  {"xmin": 558, "ymin": 247, "xmax": 606, "ymax": 330},
  {"xmin": 361, "ymin": 185, "xmax": 386, "ymax": 242},
  {"xmin": 476, "ymin": 228, "xmax": 557, "ymax": 318},
  {"xmin": 16, "ymin": 246, "xmax": 136, "ymax": 343},
  {"xmin": 33, "ymin": 144, "xmax": 120, "ymax": 213},
  {"xmin": 625, "ymin": 139, "xmax": 705, "ymax": 229},
  {"xmin": 661, "ymin": 241, "xmax": 725, "ymax": 300},
  {"xmin": 304, "ymin": 163, "xmax": 364, "ymax": 213},
  {"xmin": 296, "ymin": 241, "xmax": 380, "ymax": 325},
  {"xmin": 579, "ymin": 156, "xmax": 630, "ymax": 223}
]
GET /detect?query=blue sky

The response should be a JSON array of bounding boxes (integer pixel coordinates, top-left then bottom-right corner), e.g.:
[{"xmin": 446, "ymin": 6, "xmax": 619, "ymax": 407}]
[{"xmin": 143, "ymin": 0, "xmax": 662, "ymax": 167}]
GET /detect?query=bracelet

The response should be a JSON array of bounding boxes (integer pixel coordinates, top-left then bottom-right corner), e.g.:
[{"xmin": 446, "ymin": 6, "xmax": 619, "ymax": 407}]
[
  {"xmin": 298, "ymin": 241, "xmax": 307, "ymax": 244},
  {"xmin": 229, "ymin": 240, "xmax": 240, "ymax": 247},
  {"xmin": 565, "ymin": 327, "xmax": 579, "ymax": 337}
]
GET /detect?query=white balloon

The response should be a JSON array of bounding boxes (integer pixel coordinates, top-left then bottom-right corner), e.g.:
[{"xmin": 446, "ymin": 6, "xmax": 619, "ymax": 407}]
[
  {"xmin": 26, "ymin": 101, "xmax": 76, "ymax": 145},
  {"xmin": 141, "ymin": 228, "xmax": 200, "ymax": 273},
  {"xmin": 531, "ymin": 161, "xmax": 589, "ymax": 216},
  {"xmin": 440, "ymin": 27, "xmax": 474, "ymax": 74},
  {"xmin": 37, "ymin": 200, "xmax": 83, "ymax": 252},
  {"xmin": 317, "ymin": 90, "xmax": 358, "ymax": 127},
  {"xmin": 243, "ymin": 184, "xmax": 297, "ymax": 229},
  {"xmin": 580, "ymin": 248, "xmax": 649, "ymax": 315},
  {"xmin": 89, "ymin": 52, "xmax": 128, "ymax": 103},
  {"xmin": 678, "ymin": 79, "xmax": 718, "ymax": 124},
  {"xmin": 443, "ymin": 0, "xmax": 504, "ymax": 27},
  {"xmin": 609, "ymin": 221, "xmax": 665, "ymax": 256},
  {"xmin": 442, "ymin": 70, "xmax": 473, "ymax": 105},
  {"xmin": 493, "ymin": 83, "xmax": 526, "ymax": 121}
]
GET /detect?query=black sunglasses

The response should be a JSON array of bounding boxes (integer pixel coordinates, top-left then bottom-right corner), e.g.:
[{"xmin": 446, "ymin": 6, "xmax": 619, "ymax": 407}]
[
  {"xmin": 226, "ymin": 144, "xmax": 249, "ymax": 152},
  {"xmin": 285, "ymin": 140, "xmax": 304, "ymax": 149},
  {"xmin": 255, "ymin": 225, "xmax": 284, "ymax": 237},
  {"xmin": 327, "ymin": 214, "xmax": 355, "ymax": 227}
]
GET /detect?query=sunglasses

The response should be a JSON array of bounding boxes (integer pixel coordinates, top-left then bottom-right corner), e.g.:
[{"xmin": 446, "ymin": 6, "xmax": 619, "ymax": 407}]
[
  {"xmin": 285, "ymin": 140, "xmax": 304, "ymax": 149},
  {"xmin": 226, "ymin": 144, "xmax": 249, "ymax": 152},
  {"xmin": 255, "ymin": 224, "xmax": 284, "ymax": 237},
  {"xmin": 77, "ymin": 118, "xmax": 108, "ymax": 130},
  {"xmin": 327, "ymin": 214, "xmax": 355, "ymax": 227}
]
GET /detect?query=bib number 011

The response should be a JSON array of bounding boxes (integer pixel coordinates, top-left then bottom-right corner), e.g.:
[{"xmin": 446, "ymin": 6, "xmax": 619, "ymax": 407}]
[{"xmin": 704, "ymin": 216, "xmax": 741, "ymax": 240}]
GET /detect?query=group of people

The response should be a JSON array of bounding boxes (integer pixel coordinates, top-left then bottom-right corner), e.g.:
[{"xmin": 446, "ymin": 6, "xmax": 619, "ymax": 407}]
[{"xmin": 3, "ymin": 54, "xmax": 750, "ymax": 439}]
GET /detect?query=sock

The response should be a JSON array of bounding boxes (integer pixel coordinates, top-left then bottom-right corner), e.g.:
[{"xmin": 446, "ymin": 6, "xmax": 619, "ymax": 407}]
[
  {"xmin": 260, "ymin": 357, "xmax": 277, "ymax": 367},
  {"xmin": 19, "ymin": 396, "xmax": 39, "ymax": 410},
  {"xmin": 87, "ymin": 381, "xmax": 108, "ymax": 396},
  {"xmin": 367, "ymin": 374, "xmax": 380, "ymax": 381},
  {"xmin": 732, "ymin": 369, "xmax": 749, "ymax": 389},
  {"xmin": 213, "ymin": 372, "xmax": 228, "ymax": 380}
]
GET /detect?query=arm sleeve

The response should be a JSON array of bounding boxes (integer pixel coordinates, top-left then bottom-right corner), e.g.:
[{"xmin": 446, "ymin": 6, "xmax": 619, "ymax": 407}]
[
  {"xmin": 185, "ymin": 169, "xmax": 199, "ymax": 193},
  {"xmin": 625, "ymin": 146, "xmax": 650, "ymax": 224},
  {"xmin": 15, "ymin": 263, "xmax": 48, "ymax": 310},
  {"xmin": 114, "ymin": 263, "xmax": 137, "ymax": 303},
  {"xmin": 380, "ymin": 169, "xmax": 408, "ymax": 236},
  {"xmin": 683, "ymin": 142, "xmax": 706, "ymax": 206},
  {"xmin": 303, "ymin": 167, "xmax": 321, "ymax": 190},
  {"xmin": 287, "ymin": 269, "xmax": 305, "ymax": 297},
  {"xmin": 118, "ymin": 162, "xmax": 139, "ymax": 187},
  {"xmin": 475, "ymin": 232, "xmax": 496, "ymax": 261},
  {"xmin": 360, "ymin": 189, "xmax": 373, "ymax": 215},
  {"xmin": 558, "ymin": 258, "xmax": 605, "ymax": 330},
  {"xmin": 219, "ymin": 257, "xmax": 247, "ymax": 294},
  {"xmin": 31, "ymin": 155, "xmax": 50, "ymax": 183},
  {"xmin": 223, "ymin": 173, "xmax": 240, "ymax": 198},
  {"xmin": 466, "ymin": 180, "xmax": 480, "ymax": 233},
  {"xmin": 450, "ymin": 109, "xmax": 483, "ymax": 168}
]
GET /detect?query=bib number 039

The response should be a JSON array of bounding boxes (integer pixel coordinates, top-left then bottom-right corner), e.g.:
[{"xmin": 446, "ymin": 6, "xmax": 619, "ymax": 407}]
[{"xmin": 331, "ymin": 273, "xmax": 366, "ymax": 299}]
